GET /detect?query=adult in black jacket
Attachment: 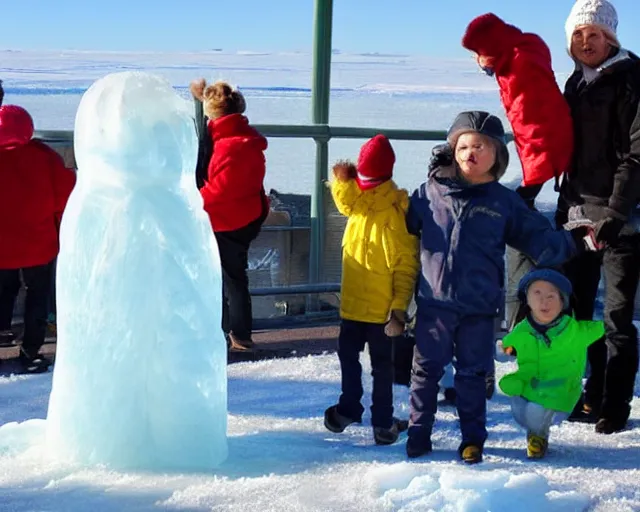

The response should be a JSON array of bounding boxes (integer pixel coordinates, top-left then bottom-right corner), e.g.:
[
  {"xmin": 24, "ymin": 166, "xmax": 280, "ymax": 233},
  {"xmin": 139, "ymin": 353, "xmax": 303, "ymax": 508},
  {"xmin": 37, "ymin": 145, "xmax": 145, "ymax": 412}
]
[
  {"xmin": 559, "ymin": 0, "xmax": 640, "ymax": 434},
  {"xmin": 0, "ymin": 80, "xmax": 4, "ymax": 106}
]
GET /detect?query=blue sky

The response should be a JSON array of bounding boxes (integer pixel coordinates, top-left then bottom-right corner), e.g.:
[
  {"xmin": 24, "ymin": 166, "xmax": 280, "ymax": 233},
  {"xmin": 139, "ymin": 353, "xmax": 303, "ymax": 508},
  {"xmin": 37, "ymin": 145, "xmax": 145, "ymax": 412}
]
[{"xmin": 2, "ymin": 1, "xmax": 639, "ymax": 65}]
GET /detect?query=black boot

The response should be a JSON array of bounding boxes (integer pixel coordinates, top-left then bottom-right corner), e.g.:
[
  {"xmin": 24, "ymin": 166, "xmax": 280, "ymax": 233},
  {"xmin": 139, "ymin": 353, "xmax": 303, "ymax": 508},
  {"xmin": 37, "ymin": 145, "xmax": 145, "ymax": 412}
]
[
  {"xmin": 324, "ymin": 405, "xmax": 361, "ymax": 433},
  {"xmin": 406, "ymin": 435, "xmax": 433, "ymax": 459},
  {"xmin": 373, "ymin": 418, "xmax": 409, "ymax": 446},
  {"xmin": 595, "ymin": 417, "xmax": 627, "ymax": 435},
  {"xmin": 18, "ymin": 349, "xmax": 50, "ymax": 374},
  {"xmin": 567, "ymin": 396, "xmax": 599, "ymax": 424}
]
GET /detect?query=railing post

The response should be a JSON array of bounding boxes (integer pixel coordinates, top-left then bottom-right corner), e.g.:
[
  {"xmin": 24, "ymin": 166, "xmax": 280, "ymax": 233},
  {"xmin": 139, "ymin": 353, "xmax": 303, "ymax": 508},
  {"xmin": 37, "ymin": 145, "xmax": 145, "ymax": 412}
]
[{"xmin": 309, "ymin": 0, "xmax": 333, "ymax": 297}]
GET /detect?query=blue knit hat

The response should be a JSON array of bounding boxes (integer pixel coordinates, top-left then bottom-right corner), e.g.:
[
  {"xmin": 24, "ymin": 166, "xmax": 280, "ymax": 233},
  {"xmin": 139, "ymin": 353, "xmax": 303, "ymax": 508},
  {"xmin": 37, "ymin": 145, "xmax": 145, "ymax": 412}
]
[{"xmin": 518, "ymin": 268, "xmax": 572, "ymax": 310}]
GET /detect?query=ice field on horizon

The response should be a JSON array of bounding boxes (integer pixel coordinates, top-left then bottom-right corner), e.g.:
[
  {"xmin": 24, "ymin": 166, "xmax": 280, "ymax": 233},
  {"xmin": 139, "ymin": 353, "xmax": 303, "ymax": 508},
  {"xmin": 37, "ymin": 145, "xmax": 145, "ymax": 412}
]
[
  {"xmin": 1, "ymin": 49, "xmax": 639, "ymax": 511},
  {"xmin": 1, "ymin": 49, "xmax": 575, "ymax": 208},
  {"xmin": 1, "ymin": 353, "xmax": 639, "ymax": 511}
]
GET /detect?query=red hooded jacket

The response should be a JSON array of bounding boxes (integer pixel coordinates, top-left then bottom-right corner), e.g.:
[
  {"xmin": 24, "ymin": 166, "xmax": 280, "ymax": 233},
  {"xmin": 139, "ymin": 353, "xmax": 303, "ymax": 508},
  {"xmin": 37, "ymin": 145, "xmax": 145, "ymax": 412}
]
[
  {"xmin": 0, "ymin": 105, "xmax": 76, "ymax": 269},
  {"xmin": 463, "ymin": 14, "xmax": 573, "ymax": 187},
  {"xmin": 200, "ymin": 114, "xmax": 269, "ymax": 232}
]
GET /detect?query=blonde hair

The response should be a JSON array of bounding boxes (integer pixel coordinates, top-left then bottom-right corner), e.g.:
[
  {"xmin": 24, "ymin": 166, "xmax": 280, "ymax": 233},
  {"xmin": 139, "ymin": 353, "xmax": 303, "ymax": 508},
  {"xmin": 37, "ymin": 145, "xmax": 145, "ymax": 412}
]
[
  {"xmin": 189, "ymin": 79, "xmax": 246, "ymax": 120},
  {"xmin": 603, "ymin": 28, "xmax": 620, "ymax": 48}
]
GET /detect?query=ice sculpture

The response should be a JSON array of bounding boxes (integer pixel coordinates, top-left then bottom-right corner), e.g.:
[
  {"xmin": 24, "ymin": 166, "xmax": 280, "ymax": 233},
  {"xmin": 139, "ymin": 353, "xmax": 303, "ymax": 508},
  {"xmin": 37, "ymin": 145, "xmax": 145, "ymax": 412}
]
[{"xmin": 46, "ymin": 72, "xmax": 228, "ymax": 471}]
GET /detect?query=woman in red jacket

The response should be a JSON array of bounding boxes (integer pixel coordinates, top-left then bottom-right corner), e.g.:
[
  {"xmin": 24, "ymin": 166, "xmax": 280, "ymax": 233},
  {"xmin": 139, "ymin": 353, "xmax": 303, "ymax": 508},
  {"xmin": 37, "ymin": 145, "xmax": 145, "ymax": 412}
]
[
  {"xmin": 190, "ymin": 80, "xmax": 269, "ymax": 352},
  {"xmin": 0, "ymin": 105, "xmax": 76, "ymax": 373}
]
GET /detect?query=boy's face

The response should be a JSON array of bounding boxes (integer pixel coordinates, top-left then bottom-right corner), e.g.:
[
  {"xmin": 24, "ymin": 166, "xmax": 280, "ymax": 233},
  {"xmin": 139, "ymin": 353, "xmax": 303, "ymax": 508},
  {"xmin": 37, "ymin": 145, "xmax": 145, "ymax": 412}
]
[
  {"xmin": 571, "ymin": 25, "xmax": 610, "ymax": 68},
  {"xmin": 454, "ymin": 133, "xmax": 496, "ymax": 185},
  {"xmin": 526, "ymin": 280, "xmax": 564, "ymax": 325}
]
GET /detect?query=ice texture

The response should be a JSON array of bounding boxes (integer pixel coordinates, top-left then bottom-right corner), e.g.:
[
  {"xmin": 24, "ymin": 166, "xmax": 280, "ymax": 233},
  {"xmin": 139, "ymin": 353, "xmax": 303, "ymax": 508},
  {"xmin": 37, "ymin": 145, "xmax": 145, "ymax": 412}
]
[{"xmin": 45, "ymin": 71, "xmax": 228, "ymax": 471}]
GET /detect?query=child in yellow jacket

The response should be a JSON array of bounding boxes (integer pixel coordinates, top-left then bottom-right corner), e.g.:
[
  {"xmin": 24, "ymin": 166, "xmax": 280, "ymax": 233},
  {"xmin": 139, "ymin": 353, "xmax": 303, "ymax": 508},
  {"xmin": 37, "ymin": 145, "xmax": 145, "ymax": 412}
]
[{"xmin": 324, "ymin": 134, "xmax": 419, "ymax": 445}]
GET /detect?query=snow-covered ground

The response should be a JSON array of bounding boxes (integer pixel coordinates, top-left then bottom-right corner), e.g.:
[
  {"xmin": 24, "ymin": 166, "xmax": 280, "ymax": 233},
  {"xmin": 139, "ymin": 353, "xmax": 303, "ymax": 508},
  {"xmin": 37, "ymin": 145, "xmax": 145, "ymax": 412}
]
[{"xmin": 1, "ymin": 352, "xmax": 638, "ymax": 512}]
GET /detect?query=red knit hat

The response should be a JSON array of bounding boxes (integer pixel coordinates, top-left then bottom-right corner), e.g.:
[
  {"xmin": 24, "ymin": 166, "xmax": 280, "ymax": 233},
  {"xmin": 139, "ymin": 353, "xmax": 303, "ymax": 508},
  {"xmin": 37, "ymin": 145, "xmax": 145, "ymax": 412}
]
[
  {"xmin": 0, "ymin": 105, "xmax": 34, "ymax": 150},
  {"xmin": 355, "ymin": 134, "xmax": 395, "ymax": 191}
]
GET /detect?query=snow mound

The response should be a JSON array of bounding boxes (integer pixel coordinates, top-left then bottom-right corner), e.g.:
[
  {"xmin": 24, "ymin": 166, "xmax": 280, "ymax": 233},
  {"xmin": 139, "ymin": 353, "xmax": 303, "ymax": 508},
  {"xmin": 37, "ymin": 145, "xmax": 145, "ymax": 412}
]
[{"xmin": 369, "ymin": 463, "xmax": 590, "ymax": 511}]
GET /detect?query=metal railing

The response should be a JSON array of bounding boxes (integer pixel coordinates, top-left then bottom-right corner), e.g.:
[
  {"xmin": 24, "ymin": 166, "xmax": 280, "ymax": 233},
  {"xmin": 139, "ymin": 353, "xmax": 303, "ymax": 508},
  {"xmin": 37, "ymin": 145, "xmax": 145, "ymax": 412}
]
[
  {"xmin": 33, "ymin": 125, "xmax": 514, "ymax": 304},
  {"xmin": 33, "ymin": 126, "xmax": 459, "ymax": 330},
  {"xmin": 34, "ymin": 125, "xmax": 490, "ymax": 144}
]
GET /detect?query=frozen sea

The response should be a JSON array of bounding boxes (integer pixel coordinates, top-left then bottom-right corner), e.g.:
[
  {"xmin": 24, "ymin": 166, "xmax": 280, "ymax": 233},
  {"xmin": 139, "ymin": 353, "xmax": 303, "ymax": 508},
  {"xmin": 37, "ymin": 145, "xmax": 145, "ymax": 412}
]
[
  {"xmin": 1, "ymin": 50, "xmax": 639, "ymax": 512},
  {"xmin": 0, "ymin": 48, "xmax": 575, "ymax": 208}
]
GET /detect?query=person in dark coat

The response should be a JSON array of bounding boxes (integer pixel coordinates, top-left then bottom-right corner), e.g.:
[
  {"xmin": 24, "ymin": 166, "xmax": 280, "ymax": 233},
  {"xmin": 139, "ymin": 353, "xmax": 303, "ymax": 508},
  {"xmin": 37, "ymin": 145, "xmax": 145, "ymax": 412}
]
[
  {"xmin": 0, "ymin": 80, "xmax": 4, "ymax": 106},
  {"xmin": 559, "ymin": 0, "xmax": 640, "ymax": 435},
  {"xmin": 405, "ymin": 111, "xmax": 597, "ymax": 464}
]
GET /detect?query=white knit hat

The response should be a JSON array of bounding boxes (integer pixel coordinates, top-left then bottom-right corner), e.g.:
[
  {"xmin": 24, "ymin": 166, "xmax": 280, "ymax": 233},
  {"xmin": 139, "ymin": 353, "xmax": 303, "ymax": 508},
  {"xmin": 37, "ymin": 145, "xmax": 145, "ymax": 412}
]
[{"xmin": 565, "ymin": 0, "xmax": 619, "ymax": 50}]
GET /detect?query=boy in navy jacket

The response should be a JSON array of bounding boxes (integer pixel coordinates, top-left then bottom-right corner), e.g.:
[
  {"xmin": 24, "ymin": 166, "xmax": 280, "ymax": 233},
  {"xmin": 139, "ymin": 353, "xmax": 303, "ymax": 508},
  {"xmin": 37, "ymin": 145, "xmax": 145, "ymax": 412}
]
[{"xmin": 405, "ymin": 111, "xmax": 597, "ymax": 463}]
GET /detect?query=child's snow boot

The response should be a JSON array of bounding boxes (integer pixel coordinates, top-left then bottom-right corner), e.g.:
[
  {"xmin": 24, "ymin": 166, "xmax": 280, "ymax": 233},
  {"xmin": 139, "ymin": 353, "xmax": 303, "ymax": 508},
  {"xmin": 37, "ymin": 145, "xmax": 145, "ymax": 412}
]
[
  {"xmin": 459, "ymin": 442, "xmax": 483, "ymax": 464},
  {"xmin": 406, "ymin": 435, "xmax": 433, "ymax": 459},
  {"xmin": 373, "ymin": 417, "xmax": 409, "ymax": 446},
  {"xmin": 324, "ymin": 405, "xmax": 361, "ymax": 433},
  {"xmin": 526, "ymin": 432, "xmax": 548, "ymax": 459}
]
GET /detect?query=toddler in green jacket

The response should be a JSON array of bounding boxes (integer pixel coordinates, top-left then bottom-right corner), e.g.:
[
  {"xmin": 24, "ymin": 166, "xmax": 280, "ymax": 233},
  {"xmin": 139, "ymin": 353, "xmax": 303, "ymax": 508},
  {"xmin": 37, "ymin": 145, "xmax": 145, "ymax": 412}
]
[{"xmin": 500, "ymin": 268, "xmax": 604, "ymax": 459}]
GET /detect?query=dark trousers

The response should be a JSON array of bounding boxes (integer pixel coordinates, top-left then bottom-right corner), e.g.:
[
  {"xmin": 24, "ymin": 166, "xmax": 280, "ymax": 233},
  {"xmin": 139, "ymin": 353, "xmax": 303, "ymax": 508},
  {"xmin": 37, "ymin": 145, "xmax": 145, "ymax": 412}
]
[
  {"xmin": 562, "ymin": 234, "xmax": 640, "ymax": 423},
  {"xmin": 409, "ymin": 308, "xmax": 495, "ymax": 447},
  {"xmin": 215, "ymin": 215, "xmax": 264, "ymax": 341},
  {"xmin": 337, "ymin": 319, "xmax": 394, "ymax": 429},
  {"xmin": 49, "ymin": 258, "xmax": 57, "ymax": 319},
  {"xmin": 0, "ymin": 262, "xmax": 54, "ymax": 359}
]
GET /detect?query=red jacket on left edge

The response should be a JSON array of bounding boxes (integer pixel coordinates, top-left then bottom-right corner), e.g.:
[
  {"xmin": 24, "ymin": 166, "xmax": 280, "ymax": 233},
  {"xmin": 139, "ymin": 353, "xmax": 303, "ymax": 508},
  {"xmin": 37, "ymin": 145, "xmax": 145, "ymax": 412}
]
[
  {"xmin": 0, "ymin": 105, "xmax": 76, "ymax": 269},
  {"xmin": 463, "ymin": 14, "xmax": 574, "ymax": 187},
  {"xmin": 200, "ymin": 114, "xmax": 269, "ymax": 233}
]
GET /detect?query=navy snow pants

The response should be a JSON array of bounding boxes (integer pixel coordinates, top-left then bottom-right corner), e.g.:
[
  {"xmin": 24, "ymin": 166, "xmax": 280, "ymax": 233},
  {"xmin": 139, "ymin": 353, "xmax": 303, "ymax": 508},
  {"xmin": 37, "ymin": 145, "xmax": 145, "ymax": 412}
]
[
  {"xmin": 408, "ymin": 307, "xmax": 495, "ymax": 448},
  {"xmin": 337, "ymin": 319, "xmax": 394, "ymax": 429}
]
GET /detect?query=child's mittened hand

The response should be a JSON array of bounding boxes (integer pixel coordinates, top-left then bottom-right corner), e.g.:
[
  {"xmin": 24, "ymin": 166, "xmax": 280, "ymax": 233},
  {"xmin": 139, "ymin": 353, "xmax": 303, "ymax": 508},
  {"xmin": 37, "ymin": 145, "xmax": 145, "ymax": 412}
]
[{"xmin": 332, "ymin": 160, "xmax": 357, "ymax": 181}]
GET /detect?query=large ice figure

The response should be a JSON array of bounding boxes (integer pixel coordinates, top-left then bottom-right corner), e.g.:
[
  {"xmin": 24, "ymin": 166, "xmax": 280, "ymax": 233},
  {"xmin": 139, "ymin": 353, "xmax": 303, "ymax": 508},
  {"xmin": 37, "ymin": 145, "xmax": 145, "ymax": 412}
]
[{"xmin": 46, "ymin": 72, "xmax": 228, "ymax": 471}]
